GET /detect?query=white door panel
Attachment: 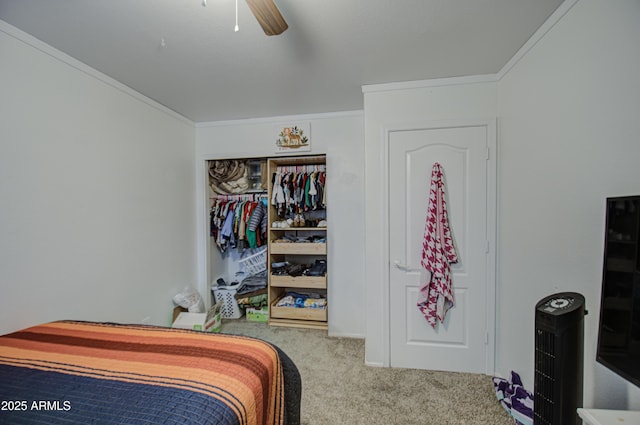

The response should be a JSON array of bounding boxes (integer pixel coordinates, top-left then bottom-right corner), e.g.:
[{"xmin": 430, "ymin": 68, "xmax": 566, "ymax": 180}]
[
  {"xmin": 389, "ymin": 125, "xmax": 489, "ymax": 373},
  {"xmin": 405, "ymin": 285, "xmax": 468, "ymax": 345}
]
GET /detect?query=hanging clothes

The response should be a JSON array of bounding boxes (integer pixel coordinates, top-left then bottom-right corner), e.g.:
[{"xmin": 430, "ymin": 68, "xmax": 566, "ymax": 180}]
[
  {"xmin": 246, "ymin": 200, "xmax": 268, "ymax": 249},
  {"xmin": 210, "ymin": 196, "xmax": 267, "ymax": 254},
  {"xmin": 417, "ymin": 162, "xmax": 459, "ymax": 328},
  {"xmin": 271, "ymin": 166, "xmax": 326, "ymax": 219}
]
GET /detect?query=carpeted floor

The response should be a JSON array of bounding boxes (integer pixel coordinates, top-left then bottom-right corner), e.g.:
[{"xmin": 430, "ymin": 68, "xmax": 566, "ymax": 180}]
[{"xmin": 220, "ymin": 320, "xmax": 514, "ymax": 425}]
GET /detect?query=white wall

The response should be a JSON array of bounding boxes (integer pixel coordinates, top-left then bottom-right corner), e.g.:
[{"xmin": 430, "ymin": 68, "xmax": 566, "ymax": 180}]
[
  {"xmin": 363, "ymin": 79, "xmax": 498, "ymax": 366},
  {"xmin": 497, "ymin": 0, "xmax": 640, "ymax": 409},
  {"xmin": 195, "ymin": 112, "xmax": 366, "ymax": 338},
  {"xmin": 362, "ymin": 0, "xmax": 640, "ymax": 409},
  {"xmin": 0, "ymin": 23, "xmax": 197, "ymax": 334}
]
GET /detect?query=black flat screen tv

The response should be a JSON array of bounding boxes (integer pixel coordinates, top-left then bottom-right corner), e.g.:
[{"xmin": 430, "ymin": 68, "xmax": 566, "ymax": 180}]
[{"xmin": 596, "ymin": 195, "xmax": 640, "ymax": 388}]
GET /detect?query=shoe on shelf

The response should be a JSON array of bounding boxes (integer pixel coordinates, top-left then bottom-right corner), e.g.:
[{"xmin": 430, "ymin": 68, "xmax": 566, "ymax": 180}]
[{"xmin": 305, "ymin": 259, "xmax": 327, "ymax": 277}]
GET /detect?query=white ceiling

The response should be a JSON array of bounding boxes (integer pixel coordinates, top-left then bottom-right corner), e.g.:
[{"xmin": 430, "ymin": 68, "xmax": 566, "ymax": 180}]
[{"xmin": 0, "ymin": 0, "xmax": 564, "ymax": 122}]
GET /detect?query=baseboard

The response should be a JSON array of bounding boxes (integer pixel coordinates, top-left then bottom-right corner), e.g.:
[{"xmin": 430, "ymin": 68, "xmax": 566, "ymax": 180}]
[{"xmin": 328, "ymin": 331, "xmax": 365, "ymax": 339}]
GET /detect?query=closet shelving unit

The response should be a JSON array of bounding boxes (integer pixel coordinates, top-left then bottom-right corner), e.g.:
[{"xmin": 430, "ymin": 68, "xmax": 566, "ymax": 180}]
[{"xmin": 267, "ymin": 155, "xmax": 328, "ymax": 330}]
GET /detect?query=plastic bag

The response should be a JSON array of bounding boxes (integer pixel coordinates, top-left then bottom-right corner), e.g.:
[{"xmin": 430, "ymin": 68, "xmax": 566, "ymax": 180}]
[{"xmin": 173, "ymin": 286, "xmax": 205, "ymax": 313}]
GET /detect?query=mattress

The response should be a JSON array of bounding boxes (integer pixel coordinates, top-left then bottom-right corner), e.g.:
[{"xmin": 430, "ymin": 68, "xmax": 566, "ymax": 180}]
[{"xmin": 0, "ymin": 321, "xmax": 301, "ymax": 425}]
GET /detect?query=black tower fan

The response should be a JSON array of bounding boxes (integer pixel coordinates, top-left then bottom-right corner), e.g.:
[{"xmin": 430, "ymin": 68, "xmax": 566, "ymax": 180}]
[{"xmin": 534, "ymin": 292, "xmax": 586, "ymax": 425}]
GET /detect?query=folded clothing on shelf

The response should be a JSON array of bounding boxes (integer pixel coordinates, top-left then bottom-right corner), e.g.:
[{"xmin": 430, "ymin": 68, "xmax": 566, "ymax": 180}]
[
  {"xmin": 236, "ymin": 293, "xmax": 268, "ymax": 309},
  {"xmin": 276, "ymin": 292, "xmax": 326, "ymax": 309},
  {"xmin": 271, "ymin": 260, "xmax": 326, "ymax": 277},
  {"xmin": 287, "ymin": 263, "xmax": 307, "ymax": 276},
  {"xmin": 271, "ymin": 261, "xmax": 306, "ymax": 276},
  {"xmin": 272, "ymin": 235, "xmax": 326, "ymax": 243}
]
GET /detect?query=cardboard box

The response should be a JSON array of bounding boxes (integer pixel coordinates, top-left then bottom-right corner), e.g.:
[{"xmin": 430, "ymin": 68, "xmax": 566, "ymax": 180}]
[
  {"xmin": 172, "ymin": 306, "xmax": 188, "ymax": 323},
  {"xmin": 246, "ymin": 307, "xmax": 268, "ymax": 322},
  {"xmin": 172, "ymin": 301, "xmax": 222, "ymax": 332}
]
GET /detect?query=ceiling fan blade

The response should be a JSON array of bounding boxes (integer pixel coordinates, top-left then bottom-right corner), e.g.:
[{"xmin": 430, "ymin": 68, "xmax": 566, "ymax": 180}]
[{"xmin": 245, "ymin": 0, "xmax": 288, "ymax": 36}]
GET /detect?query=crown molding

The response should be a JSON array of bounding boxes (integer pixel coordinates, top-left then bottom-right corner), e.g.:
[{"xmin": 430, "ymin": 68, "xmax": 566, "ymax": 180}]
[
  {"xmin": 362, "ymin": 74, "xmax": 498, "ymax": 94},
  {"xmin": 195, "ymin": 110, "xmax": 363, "ymax": 128}
]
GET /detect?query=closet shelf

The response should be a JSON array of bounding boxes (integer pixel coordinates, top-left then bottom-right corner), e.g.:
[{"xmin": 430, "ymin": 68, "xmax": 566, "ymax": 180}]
[
  {"xmin": 270, "ymin": 242, "xmax": 326, "ymax": 255},
  {"xmin": 270, "ymin": 298, "xmax": 327, "ymax": 322},
  {"xmin": 270, "ymin": 275, "xmax": 326, "ymax": 289}
]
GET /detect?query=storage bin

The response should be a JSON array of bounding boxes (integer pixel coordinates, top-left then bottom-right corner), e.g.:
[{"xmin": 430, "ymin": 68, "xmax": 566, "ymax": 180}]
[
  {"xmin": 246, "ymin": 307, "xmax": 269, "ymax": 322},
  {"xmin": 212, "ymin": 283, "xmax": 243, "ymax": 319}
]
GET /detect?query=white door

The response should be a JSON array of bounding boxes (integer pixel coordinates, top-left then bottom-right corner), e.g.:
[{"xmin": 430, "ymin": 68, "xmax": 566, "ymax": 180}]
[{"xmin": 388, "ymin": 123, "xmax": 492, "ymax": 373}]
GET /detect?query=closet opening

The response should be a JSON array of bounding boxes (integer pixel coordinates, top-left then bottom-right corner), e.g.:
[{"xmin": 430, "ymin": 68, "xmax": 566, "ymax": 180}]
[
  {"xmin": 208, "ymin": 157, "xmax": 269, "ymax": 320},
  {"xmin": 206, "ymin": 154, "xmax": 328, "ymax": 330}
]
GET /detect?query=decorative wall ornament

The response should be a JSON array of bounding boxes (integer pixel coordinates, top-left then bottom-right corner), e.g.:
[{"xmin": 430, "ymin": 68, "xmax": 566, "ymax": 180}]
[{"xmin": 275, "ymin": 123, "xmax": 311, "ymax": 153}]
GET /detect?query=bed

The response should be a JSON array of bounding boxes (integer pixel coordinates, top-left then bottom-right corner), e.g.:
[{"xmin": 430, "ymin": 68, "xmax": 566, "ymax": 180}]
[{"xmin": 0, "ymin": 321, "xmax": 301, "ymax": 425}]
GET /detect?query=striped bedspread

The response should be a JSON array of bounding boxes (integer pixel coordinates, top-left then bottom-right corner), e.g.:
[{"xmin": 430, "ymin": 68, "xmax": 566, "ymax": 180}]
[{"xmin": 0, "ymin": 321, "xmax": 288, "ymax": 425}]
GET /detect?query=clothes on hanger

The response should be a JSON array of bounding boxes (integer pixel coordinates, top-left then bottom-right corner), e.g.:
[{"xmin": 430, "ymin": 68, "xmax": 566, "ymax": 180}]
[
  {"xmin": 210, "ymin": 196, "xmax": 268, "ymax": 253},
  {"xmin": 271, "ymin": 165, "xmax": 326, "ymax": 220}
]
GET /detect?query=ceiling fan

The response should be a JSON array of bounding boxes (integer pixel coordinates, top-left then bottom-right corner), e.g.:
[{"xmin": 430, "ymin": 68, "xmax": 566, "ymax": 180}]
[
  {"xmin": 202, "ymin": 0, "xmax": 288, "ymax": 36},
  {"xmin": 245, "ymin": 0, "xmax": 288, "ymax": 36}
]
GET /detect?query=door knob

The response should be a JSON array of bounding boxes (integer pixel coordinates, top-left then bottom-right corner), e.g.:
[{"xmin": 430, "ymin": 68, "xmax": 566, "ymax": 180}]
[{"xmin": 393, "ymin": 260, "xmax": 421, "ymax": 272}]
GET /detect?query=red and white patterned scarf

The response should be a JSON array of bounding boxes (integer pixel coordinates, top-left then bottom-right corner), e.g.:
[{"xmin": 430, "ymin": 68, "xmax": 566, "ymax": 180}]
[{"xmin": 418, "ymin": 162, "xmax": 458, "ymax": 328}]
